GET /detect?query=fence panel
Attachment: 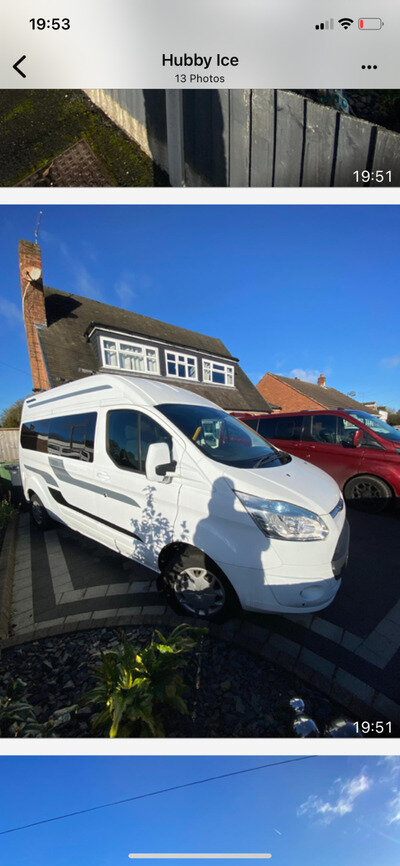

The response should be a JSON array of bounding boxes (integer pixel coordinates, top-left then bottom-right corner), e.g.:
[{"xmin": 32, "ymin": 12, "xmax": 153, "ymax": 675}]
[
  {"xmin": 302, "ymin": 100, "xmax": 337, "ymax": 187},
  {"xmin": 371, "ymin": 127, "xmax": 400, "ymax": 185},
  {"xmin": 333, "ymin": 114, "xmax": 373, "ymax": 186},
  {"xmin": 249, "ymin": 90, "xmax": 275, "ymax": 187},
  {"xmin": 229, "ymin": 90, "xmax": 251, "ymax": 186},
  {"xmin": 273, "ymin": 91, "xmax": 304, "ymax": 187},
  {"xmin": 0, "ymin": 430, "xmax": 19, "ymax": 462}
]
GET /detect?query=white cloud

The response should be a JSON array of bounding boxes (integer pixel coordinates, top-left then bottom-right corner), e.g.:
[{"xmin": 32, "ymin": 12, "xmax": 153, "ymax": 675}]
[
  {"xmin": 387, "ymin": 793, "xmax": 400, "ymax": 825},
  {"xmin": 0, "ymin": 296, "xmax": 23, "ymax": 325},
  {"xmin": 381, "ymin": 356, "xmax": 400, "ymax": 370},
  {"xmin": 115, "ymin": 278, "xmax": 136, "ymax": 307},
  {"xmin": 298, "ymin": 774, "xmax": 372, "ymax": 825},
  {"xmin": 379, "ymin": 756, "xmax": 400, "ymax": 773},
  {"xmin": 290, "ymin": 368, "xmax": 320, "ymax": 384},
  {"xmin": 73, "ymin": 264, "xmax": 102, "ymax": 300}
]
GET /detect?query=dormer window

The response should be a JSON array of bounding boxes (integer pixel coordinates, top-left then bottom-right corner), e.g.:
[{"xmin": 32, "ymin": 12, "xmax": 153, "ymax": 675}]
[
  {"xmin": 101, "ymin": 336, "xmax": 160, "ymax": 375},
  {"xmin": 166, "ymin": 351, "xmax": 198, "ymax": 381},
  {"xmin": 203, "ymin": 359, "xmax": 234, "ymax": 386}
]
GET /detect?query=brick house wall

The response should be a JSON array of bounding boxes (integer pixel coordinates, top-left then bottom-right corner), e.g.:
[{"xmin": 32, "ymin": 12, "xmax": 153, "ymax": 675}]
[
  {"xmin": 257, "ymin": 372, "xmax": 324, "ymax": 412},
  {"xmin": 19, "ymin": 240, "xmax": 50, "ymax": 393}
]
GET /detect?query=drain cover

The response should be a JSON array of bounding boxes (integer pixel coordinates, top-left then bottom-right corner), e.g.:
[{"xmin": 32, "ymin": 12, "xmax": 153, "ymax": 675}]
[{"xmin": 18, "ymin": 139, "xmax": 113, "ymax": 187}]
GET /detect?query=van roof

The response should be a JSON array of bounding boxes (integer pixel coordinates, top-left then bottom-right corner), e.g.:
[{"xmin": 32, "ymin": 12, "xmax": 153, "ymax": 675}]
[{"xmin": 23, "ymin": 373, "xmax": 221, "ymax": 412}]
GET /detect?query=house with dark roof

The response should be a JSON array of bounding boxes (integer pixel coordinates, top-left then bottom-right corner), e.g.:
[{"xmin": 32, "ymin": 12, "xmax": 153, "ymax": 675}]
[
  {"xmin": 19, "ymin": 239, "xmax": 272, "ymax": 413},
  {"xmin": 257, "ymin": 372, "xmax": 379, "ymax": 415}
]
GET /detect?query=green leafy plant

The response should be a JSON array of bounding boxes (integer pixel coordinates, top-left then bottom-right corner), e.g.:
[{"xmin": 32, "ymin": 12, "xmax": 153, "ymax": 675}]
[
  {"xmin": 0, "ymin": 678, "xmax": 72, "ymax": 737},
  {"xmin": 83, "ymin": 624, "xmax": 207, "ymax": 738},
  {"xmin": 0, "ymin": 494, "xmax": 18, "ymax": 531}
]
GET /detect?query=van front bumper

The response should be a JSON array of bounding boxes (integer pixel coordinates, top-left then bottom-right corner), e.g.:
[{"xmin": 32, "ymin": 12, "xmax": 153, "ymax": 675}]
[
  {"xmin": 331, "ymin": 519, "xmax": 350, "ymax": 578},
  {"xmin": 221, "ymin": 519, "xmax": 350, "ymax": 614}
]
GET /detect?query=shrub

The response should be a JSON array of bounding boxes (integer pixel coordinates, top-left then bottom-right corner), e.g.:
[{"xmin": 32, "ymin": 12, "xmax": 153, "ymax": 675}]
[
  {"xmin": 0, "ymin": 677, "xmax": 72, "ymax": 737},
  {"xmin": 0, "ymin": 495, "xmax": 18, "ymax": 531},
  {"xmin": 0, "ymin": 398, "xmax": 24, "ymax": 429},
  {"xmin": 83, "ymin": 624, "xmax": 207, "ymax": 737}
]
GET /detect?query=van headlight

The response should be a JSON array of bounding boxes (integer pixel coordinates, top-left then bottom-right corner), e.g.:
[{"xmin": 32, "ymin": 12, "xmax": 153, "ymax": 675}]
[{"xmin": 235, "ymin": 492, "xmax": 329, "ymax": 541}]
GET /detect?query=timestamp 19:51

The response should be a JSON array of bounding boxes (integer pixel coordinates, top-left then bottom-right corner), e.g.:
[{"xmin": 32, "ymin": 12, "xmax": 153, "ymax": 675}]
[
  {"xmin": 354, "ymin": 720, "xmax": 392, "ymax": 734},
  {"xmin": 353, "ymin": 170, "xmax": 392, "ymax": 183}
]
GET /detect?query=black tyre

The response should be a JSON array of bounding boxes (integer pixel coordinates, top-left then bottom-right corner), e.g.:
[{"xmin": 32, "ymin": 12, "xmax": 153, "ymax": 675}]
[
  {"xmin": 344, "ymin": 475, "xmax": 392, "ymax": 513},
  {"xmin": 30, "ymin": 493, "xmax": 52, "ymax": 529},
  {"xmin": 162, "ymin": 548, "xmax": 239, "ymax": 622}
]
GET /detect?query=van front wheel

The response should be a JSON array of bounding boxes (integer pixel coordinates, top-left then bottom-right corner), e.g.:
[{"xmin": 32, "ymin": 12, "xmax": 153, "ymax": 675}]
[
  {"xmin": 30, "ymin": 494, "xmax": 52, "ymax": 529},
  {"xmin": 162, "ymin": 549, "xmax": 238, "ymax": 622}
]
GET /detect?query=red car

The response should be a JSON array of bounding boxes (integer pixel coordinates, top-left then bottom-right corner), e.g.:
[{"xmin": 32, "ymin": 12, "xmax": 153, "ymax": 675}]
[{"xmin": 233, "ymin": 409, "xmax": 400, "ymax": 511}]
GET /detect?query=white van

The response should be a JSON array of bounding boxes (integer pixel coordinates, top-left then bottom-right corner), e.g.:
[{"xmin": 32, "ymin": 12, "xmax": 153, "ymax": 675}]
[{"xmin": 19, "ymin": 374, "xmax": 349, "ymax": 619}]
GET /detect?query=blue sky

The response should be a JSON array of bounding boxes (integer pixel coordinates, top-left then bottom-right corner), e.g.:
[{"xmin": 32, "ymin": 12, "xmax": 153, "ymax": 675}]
[
  {"xmin": 1, "ymin": 756, "xmax": 400, "ymax": 866},
  {"xmin": 0, "ymin": 205, "xmax": 399, "ymax": 414}
]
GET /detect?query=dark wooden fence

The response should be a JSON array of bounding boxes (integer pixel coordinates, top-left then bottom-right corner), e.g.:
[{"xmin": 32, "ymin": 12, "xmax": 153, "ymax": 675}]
[{"xmin": 85, "ymin": 89, "xmax": 400, "ymax": 186}]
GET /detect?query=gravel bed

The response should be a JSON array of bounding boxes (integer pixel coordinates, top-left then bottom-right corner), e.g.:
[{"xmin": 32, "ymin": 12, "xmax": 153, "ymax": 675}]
[{"xmin": 0, "ymin": 626, "xmax": 349, "ymax": 737}]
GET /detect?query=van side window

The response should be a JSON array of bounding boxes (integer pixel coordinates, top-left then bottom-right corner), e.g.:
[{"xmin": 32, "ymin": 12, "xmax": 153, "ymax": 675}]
[
  {"xmin": 140, "ymin": 414, "xmax": 172, "ymax": 467},
  {"xmin": 70, "ymin": 414, "xmax": 97, "ymax": 461},
  {"xmin": 107, "ymin": 410, "xmax": 140, "ymax": 472},
  {"xmin": 272, "ymin": 416, "xmax": 303, "ymax": 441},
  {"xmin": 48, "ymin": 413, "xmax": 97, "ymax": 461},
  {"xmin": 243, "ymin": 418, "xmax": 259, "ymax": 432},
  {"xmin": 258, "ymin": 417, "xmax": 277, "ymax": 439},
  {"xmin": 20, "ymin": 419, "xmax": 50, "ymax": 452},
  {"xmin": 107, "ymin": 411, "xmax": 172, "ymax": 473},
  {"xmin": 337, "ymin": 417, "xmax": 359, "ymax": 447},
  {"xmin": 304, "ymin": 415, "xmax": 338, "ymax": 444}
]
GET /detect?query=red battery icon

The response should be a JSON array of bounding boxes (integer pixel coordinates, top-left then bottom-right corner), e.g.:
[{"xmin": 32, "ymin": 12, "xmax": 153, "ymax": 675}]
[{"xmin": 358, "ymin": 18, "xmax": 384, "ymax": 29}]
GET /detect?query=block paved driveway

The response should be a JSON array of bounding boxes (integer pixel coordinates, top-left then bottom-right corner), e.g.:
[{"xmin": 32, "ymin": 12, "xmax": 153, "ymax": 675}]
[{"xmin": 8, "ymin": 506, "xmax": 400, "ymax": 724}]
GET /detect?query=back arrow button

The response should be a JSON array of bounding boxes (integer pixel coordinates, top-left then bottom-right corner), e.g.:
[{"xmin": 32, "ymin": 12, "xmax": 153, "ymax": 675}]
[{"xmin": 13, "ymin": 55, "xmax": 27, "ymax": 78}]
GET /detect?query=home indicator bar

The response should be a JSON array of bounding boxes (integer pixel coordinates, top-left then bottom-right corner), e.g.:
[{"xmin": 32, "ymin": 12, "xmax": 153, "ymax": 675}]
[{"xmin": 129, "ymin": 853, "xmax": 272, "ymax": 860}]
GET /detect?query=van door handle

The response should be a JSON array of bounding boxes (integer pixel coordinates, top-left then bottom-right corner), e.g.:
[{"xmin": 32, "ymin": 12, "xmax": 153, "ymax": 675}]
[{"xmin": 96, "ymin": 471, "xmax": 110, "ymax": 481}]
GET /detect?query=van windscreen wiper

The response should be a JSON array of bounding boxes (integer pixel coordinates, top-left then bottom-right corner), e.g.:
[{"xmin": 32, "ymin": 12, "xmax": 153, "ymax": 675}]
[
  {"xmin": 253, "ymin": 451, "xmax": 291, "ymax": 468},
  {"xmin": 253, "ymin": 453, "xmax": 282, "ymax": 468}
]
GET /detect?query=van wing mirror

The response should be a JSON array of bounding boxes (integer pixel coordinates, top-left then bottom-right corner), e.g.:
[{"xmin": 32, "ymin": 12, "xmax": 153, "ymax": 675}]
[
  {"xmin": 145, "ymin": 441, "xmax": 176, "ymax": 482},
  {"xmin": 353, "ymin": 429, "xmax": 364, "ymax": 448}
]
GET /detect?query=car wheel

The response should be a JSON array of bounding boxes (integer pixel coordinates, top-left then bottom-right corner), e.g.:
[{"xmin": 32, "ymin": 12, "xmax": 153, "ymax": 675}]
[
  {"xmin": 162, "ymin": 549, "xmax": 238, "ymax": 622},
  {"xmin": 30, "ymin": 493, "xmax": 52, "ymax": 529},
  {"xmin": 344, "ymin": 475, "xmax": 392, "ymax": 513}
]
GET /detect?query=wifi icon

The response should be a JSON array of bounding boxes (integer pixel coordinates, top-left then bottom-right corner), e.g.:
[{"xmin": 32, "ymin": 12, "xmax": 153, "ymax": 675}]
[{"xmin": 339, "ymin": 17, "xmax": 354, "ymax": 29}]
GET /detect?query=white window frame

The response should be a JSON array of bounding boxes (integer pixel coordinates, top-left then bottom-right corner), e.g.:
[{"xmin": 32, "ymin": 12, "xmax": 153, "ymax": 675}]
[
  {"xmin": 202, "ymin": 359, "xmax": 235, "ymax": 387},
  {"xmin": 165, "ymin": 350, "xmax": 198, "ymax": 381},
  {"xmin": 100, "ymin": 335, "xmax": 160, "ymax": 376}
]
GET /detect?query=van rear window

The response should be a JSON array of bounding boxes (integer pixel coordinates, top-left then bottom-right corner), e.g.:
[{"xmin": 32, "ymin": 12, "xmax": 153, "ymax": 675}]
[
  {"xmin": 21, "ymin": 412, "xmax": 97, "ymax": 461},
  {"xmin": 20, "ymin": 419, "xmax": 50, "ymax": 453}
]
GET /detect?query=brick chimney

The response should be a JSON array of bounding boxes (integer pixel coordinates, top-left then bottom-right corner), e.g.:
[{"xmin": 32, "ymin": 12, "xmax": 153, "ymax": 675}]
[
  {"xmin": 19, "ymin": 239, "xmax": 50, "ymax": 392},
  {"xmin": 317, "ymin": 373, "xmax": 327, "ymax": 388}
]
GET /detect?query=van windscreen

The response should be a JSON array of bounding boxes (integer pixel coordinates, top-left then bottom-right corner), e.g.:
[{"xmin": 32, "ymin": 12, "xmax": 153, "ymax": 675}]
[{"xmin": 156, "ymin": 404, "xmax": 291, "ymax": 468}]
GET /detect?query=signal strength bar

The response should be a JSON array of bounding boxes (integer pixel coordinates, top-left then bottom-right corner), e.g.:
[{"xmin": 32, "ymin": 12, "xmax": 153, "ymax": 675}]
[{"xmin": 315, "ymin": 19, "xmax": 334, "ymax": 30}]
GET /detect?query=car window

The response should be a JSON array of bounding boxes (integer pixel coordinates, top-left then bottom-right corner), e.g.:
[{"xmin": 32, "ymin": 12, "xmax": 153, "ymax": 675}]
[
  {"xmin": 304, "ymin": 415, "xmax": 338, "ymax": 444},
  {"xmin": 272, "ymin": 416, "xmax": 303, "ymax": 441},
  {"xmin": 48, "ymin": 413, "xmax": 97, "ymax": 461},
  {"xmin": 336, "ymin": 416, "xmax": 359, "ymax": 447},
  {"xmin": 140, "ymin": 414, "xmax": 172, "ymax": 466},
  {"xmin": 258, "ymin": 417, "xmax": 277, "ymax": 439},
  {"xmin": 243, "ymin": 417, "xmax": 259, "ymax": 431},
  {"xmin": 108, "ymin": 410, "xmax": 140, "ymax": 472},
  {"xmin": 20, "ymin": 419, "xmax": 50, "ymax": 453},
  {"xmin": 107, "ymin": 410, "xmax": 172, "ymax": 472},
  {"xmin": 156, "ymin": 404, "xmax": 291, "ymax": 468}
]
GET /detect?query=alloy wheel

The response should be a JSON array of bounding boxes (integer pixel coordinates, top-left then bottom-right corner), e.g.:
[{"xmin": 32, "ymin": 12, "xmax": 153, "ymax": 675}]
[{"xmin": 172, "ymin": 566, "xmax": 226, "ymax": 616}]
